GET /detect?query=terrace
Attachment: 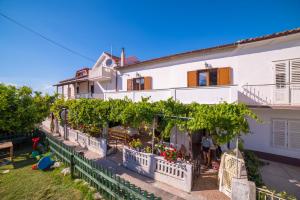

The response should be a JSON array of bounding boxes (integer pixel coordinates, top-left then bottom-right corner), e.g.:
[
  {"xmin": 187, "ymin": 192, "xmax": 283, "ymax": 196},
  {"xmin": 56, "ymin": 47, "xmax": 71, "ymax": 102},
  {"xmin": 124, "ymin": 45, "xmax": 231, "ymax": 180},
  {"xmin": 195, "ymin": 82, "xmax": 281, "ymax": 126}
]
[{"xmin": 41, "ymin": 118, "xmax": 229, "ymax": 200}]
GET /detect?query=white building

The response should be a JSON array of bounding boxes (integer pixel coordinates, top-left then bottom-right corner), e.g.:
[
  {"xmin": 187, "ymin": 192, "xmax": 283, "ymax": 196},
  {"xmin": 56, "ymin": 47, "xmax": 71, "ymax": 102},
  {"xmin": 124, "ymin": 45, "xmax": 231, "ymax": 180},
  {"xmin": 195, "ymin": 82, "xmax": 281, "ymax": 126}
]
[{"xmin": 55, "ymin": 28, "xmax": 300, "ymax": 163}]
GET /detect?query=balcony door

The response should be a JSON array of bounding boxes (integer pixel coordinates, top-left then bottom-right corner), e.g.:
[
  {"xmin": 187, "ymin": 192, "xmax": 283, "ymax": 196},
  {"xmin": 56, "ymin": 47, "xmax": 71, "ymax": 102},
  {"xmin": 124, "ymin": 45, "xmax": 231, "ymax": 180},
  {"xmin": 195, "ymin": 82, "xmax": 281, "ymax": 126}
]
[{"xmin": 274, "ymin": 59, "xmax": 300, "ymax": 104}]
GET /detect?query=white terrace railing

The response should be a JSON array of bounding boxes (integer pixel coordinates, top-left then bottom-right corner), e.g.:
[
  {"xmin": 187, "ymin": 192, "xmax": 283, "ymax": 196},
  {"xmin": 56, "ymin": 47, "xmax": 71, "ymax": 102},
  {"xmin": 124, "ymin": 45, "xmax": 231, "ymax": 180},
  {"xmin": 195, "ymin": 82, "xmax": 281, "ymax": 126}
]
[
  {"xmin": 241, "ymin": 83, "xmax": 300, "ymax": 106},
  {"xmin": 105, "ymin": 85, "xmax": 238, "ymax": 104},
  {"xmin": 75, "ymin": 93, "xmax": 104, "ymax": 99},
  {"xmin": 75, "ymin": 93, "xmax": 91, "ymax": 99},
  {"xmin": 123, "ymin": 146, "xmax": 193, "ymax": 192},
  {"xmin": 41, "ymin": 119, "xmax": 107, "ymax": 157},
  {"xmin": 256, "ymin": 187, "xmax": 287, "ymax": 200}
]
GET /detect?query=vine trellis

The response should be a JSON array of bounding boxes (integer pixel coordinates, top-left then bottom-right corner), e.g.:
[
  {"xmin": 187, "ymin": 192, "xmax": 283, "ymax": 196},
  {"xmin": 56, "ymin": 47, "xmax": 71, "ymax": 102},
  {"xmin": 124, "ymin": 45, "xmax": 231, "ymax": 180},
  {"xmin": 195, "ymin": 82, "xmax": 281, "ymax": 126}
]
[{"xmin": 51, "ymin": 97, "xmax": 259, "ymax": 145}]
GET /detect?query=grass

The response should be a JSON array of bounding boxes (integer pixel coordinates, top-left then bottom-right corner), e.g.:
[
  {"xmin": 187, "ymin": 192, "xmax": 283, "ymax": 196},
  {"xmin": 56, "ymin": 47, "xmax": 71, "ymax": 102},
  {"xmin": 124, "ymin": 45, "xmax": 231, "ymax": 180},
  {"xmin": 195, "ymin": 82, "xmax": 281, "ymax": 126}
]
[{"xmin": 0, "ymin": 146, "xmax": 95, "ymax": 200}]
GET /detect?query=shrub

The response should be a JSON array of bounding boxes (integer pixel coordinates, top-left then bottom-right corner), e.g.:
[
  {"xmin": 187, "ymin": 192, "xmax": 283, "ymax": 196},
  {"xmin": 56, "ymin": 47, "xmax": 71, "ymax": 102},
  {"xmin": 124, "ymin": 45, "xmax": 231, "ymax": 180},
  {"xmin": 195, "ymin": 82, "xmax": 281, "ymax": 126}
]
[{"xmin": 243, "ymin": 150, "xmax": 264, "ymax": 186}]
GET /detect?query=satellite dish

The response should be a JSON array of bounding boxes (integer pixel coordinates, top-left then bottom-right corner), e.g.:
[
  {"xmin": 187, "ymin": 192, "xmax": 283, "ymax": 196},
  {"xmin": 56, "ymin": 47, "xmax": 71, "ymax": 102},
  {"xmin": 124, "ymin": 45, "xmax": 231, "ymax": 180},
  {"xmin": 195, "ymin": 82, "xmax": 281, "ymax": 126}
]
[{"xmin": 105, "ymin": 58, "xmax": 113, "ymax": 67}]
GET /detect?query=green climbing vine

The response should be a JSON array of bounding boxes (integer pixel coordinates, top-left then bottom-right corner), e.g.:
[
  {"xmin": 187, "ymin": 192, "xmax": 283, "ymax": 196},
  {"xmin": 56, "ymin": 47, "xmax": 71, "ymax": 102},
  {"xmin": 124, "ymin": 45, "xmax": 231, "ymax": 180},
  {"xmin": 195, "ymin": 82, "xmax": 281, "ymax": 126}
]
[{"xmin": 51, "ymin": 97, "xmax": 259, "ymax": 144}]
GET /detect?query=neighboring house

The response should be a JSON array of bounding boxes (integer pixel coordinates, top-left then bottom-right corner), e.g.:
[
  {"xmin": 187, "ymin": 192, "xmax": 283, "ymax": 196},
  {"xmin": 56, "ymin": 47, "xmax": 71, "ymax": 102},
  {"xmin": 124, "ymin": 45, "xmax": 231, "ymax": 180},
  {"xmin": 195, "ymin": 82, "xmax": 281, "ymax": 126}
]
[{"xmin": 54, "ymin": 28, "xmax": 300, "ymax": 162}]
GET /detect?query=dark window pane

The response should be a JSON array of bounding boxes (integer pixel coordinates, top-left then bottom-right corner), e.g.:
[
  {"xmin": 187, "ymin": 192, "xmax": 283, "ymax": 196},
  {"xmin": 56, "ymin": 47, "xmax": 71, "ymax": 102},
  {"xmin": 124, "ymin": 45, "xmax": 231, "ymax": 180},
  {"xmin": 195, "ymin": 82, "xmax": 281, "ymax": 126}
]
[
  {"xmin": 198, "ymin": 72, "xmax": 208, "ymax": 86},
  {"xmin": 133, "ymin": 78, "xmax": 145, "ymax": 90},
  {"xmin": 91, "ymin": 85, "xmax": 94, "ymax": 94},
  {"xmin": 133, "ymin": 79, "xmax": 139, "ymax": 90},
  {"xmin": 76, "ymin": 87, "xmax": 79, "ymax": 93},
  {"xmin": 140, "ymin": 78, "xmax": 145, "ymax": 90},
  {"xmin": 209, "ymin": 70, "xmax": 218, "ymax": 85}
]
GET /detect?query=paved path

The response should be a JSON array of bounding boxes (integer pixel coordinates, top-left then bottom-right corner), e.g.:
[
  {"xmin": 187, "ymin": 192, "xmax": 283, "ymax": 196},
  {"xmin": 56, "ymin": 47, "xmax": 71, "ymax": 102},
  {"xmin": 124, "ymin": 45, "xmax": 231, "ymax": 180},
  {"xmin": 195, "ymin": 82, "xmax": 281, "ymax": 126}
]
[
  {"xmin": 102, "ymin": 149, "xmax": 229, "ymax": 200},
  {"xmin": 260, "ymin": 159, "xmax": 300, "ymax": 199},
  {"xmin": 42, "ymin": 128, "xmax": 228, "ymax": 200}
]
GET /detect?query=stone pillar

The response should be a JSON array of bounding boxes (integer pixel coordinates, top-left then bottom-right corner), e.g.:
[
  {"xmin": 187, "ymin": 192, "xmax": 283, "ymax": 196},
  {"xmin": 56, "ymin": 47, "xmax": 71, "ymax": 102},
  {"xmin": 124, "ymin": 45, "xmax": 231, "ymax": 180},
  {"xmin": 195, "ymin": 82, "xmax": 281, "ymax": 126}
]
[{"xmin": 231, "ymin": 178, "xmax": 256, "ymax": 200}]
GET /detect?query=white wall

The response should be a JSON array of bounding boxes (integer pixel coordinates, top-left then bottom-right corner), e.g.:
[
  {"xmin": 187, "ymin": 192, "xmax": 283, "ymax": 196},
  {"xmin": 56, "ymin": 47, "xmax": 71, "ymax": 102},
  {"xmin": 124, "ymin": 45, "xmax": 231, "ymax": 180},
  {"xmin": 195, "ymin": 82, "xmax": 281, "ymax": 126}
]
[
  {"xmin": 116, "ymin": 34, "xmax": 300, "ymax": 159},
  {"xmin": 89, "ymin": 53, "xmax": 118, "ymax": 94},
  {"xmin": 243, "ymin": 108, "xmax": 300, "ymax": 159},
  {"xmin": 61, "ymin": 84, "xmax": 75, "ymax": 99},
  {"xmin": 119, "ymin": 33, "xmax": 300, "ymax": 91}
]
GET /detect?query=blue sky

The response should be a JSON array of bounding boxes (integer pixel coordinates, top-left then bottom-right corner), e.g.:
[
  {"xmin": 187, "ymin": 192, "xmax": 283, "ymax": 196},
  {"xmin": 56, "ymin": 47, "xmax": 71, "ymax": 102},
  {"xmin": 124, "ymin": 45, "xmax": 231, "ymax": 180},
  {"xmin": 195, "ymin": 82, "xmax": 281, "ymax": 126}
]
[{"xmin": 0, "ymin": 0, "xmax": 300, "ymax": 94}]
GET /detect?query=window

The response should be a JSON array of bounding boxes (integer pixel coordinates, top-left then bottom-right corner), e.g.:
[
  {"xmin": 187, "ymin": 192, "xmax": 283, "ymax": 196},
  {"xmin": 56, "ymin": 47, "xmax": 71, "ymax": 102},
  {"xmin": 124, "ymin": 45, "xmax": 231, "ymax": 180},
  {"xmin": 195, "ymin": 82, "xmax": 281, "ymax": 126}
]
[
  {"xmin": 209, "ymin": 69, "xmax": 218, "ymax": 85},
  {"xmin": 272, "ymin": 119, "xmax": 300, "ymax": 149},
  {"xmin": 133, "ymin": 77, "xmax": 145, "ymax": 90},
  {"xmin": 188, "ymin": 67, "xmax": 231, "ymax": 87},
  {"xmin": 198, "ymin": 69, "xmax": 218, "ymax": 86},
  {"xmin": 91, "ymin": 85, "xmax": 94, "ymax": 94},
  {"xmin": 76, "ymin": 86, "xmax": 79, "ymax": 94},
  {"xmin": 275, "ymin": 62, "xmax": 288, "ymax": 89},
  {"xmin": 198, "ymin": 71, "xmax": 208, "ymax": 86},
  {"xmin": 105, "ymin": 58, "xmax": 113, "ymax": 67}
]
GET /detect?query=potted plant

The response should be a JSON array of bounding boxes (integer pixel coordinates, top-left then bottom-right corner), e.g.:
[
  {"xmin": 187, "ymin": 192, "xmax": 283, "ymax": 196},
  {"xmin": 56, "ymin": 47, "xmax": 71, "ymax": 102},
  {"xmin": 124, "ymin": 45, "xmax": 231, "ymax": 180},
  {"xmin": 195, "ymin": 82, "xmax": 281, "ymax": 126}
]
[{"xmin": 129, "ymin": 138, "xmax": 143, "ymax": 151}]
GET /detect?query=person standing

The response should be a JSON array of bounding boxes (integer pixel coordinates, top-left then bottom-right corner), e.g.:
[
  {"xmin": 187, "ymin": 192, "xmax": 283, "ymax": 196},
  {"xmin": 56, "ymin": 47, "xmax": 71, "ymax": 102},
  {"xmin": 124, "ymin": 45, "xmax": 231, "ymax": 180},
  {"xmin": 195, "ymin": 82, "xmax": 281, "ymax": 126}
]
[{"xmin": 201, "ymin": 132, "xmax": 213, "ymax": 168}]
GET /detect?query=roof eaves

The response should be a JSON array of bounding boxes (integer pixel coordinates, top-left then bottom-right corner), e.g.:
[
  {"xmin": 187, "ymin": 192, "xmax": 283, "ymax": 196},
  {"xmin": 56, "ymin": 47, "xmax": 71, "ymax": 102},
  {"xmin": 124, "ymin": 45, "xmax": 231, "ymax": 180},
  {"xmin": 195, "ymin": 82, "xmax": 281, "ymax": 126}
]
[
  {"xmin": 116, "ymin": 43, "xmax": 236, "ymax": 69},
  {"xmin": 116, "ymin": 27, "xmax": 300, "ymax": 70}
]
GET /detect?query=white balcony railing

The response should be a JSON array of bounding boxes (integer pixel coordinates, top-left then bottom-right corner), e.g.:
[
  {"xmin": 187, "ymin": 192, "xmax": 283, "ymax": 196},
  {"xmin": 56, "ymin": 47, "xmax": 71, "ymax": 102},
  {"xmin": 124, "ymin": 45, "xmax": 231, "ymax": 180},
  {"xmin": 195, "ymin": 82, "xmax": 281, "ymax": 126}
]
[
  {"xmin": 89, "ymin": 67, "xmax": 113, "ymax": 81},
  {"xmin": 72, "ymin": 84, "xmax": 300, "ymax": 106},
  {"xmin": 104, "ymin": 86, "xmax": 238, "ymax": 104},
  {"xmin": 240, "ymin": 83, "xmax": 300, "ymax": 106}
]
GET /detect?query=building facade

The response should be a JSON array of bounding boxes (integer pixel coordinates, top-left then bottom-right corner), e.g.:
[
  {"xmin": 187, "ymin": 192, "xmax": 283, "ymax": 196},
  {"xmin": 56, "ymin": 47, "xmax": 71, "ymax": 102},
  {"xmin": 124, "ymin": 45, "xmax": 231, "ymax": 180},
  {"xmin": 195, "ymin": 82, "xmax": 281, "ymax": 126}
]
[{"xmin": 55, "ymin": 28, "xmax": 300, "ymax": 161}]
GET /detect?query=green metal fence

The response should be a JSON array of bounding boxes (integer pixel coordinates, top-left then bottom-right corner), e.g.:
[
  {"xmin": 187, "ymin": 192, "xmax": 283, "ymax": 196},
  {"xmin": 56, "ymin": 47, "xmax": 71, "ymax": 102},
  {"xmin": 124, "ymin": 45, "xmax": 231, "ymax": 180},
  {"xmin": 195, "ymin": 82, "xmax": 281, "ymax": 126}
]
[
  {"xmin": 46, "ymin": 134, "xmax": 161, "ymax": 200},
  {"xmin": 0, "ymin": 131, "xmax": 39, "ymax": 143}
]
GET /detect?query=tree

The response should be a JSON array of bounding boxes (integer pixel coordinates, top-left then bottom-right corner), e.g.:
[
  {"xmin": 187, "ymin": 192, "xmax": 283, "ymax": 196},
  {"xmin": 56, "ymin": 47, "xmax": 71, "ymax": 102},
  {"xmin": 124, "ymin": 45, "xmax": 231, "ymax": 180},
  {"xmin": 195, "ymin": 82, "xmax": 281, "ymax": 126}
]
[{"xmin": 0, "ymin": 84, "xmax": 54, "ymax": 135}]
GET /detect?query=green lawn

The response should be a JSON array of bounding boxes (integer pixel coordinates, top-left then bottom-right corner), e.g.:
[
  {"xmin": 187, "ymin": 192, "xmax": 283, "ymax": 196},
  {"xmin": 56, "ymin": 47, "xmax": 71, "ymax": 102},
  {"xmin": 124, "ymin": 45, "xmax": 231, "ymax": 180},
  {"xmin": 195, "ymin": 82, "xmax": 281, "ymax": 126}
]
[{"xmin": 0, "ymin": 146, "xmax": 95, "ymax": 200}]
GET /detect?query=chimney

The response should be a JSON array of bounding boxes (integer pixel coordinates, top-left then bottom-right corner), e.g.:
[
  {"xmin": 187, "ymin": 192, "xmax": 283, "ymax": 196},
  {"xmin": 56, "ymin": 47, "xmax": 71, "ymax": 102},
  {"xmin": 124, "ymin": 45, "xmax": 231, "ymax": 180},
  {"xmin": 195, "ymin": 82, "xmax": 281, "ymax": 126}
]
[{"xmin": 121, "ymin": 48, "xmax": 125, "ymax": 67}]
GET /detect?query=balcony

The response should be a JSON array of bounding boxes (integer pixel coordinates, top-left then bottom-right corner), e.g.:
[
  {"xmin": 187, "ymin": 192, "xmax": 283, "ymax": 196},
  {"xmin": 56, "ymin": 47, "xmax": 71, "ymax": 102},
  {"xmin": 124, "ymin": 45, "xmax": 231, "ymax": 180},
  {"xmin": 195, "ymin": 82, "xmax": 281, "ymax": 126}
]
[
  {"xmin": 240, "ymin": 83, "xmax": 300, "ymax": 106},
  {"xmin": 71, "ymin": 84, "xmax": 300, "ymax": 108},
  {"xmin": 89, "ymin": 67, "xmax": 113, "ymax": 82},
  {"xmin": 104, "ymin": 86, "xmax": 238, "ymax": 104}
]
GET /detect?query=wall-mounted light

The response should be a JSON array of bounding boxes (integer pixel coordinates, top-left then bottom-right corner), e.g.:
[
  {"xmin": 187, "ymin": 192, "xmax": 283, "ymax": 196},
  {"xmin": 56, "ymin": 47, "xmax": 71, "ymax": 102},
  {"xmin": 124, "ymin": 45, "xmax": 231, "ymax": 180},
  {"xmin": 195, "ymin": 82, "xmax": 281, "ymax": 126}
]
[
  {"xmin": 204, "ymin": 62, "xmax": 212, "ymax": 68},
  {"xmin": 136, "ymin": 72, "xmax": 141, "ymax": 78}
]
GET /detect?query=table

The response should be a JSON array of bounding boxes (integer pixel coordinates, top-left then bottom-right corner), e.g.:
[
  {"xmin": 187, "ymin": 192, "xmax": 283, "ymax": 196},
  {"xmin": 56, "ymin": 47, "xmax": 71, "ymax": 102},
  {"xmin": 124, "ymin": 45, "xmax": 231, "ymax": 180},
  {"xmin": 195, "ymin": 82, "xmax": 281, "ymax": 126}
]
[{"xmin": 0, "ymin": 141, "xmax": 13, "ymax": 161}]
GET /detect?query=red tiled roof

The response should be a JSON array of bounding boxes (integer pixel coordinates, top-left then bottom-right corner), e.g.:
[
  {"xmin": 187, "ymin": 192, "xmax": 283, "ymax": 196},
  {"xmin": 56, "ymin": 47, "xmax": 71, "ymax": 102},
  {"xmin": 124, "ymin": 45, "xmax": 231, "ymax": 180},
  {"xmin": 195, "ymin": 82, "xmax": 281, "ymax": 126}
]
[
  {"xmin": 116, "ymin": 27, "xmax": 300, "ymax": 69},
  {"xmin": 125, "ymin": 56, "xmax": 139, "ymax": 65},
  {"xmin": 104, "ymin": 52, "xmax": 120, "ymax": 61}
]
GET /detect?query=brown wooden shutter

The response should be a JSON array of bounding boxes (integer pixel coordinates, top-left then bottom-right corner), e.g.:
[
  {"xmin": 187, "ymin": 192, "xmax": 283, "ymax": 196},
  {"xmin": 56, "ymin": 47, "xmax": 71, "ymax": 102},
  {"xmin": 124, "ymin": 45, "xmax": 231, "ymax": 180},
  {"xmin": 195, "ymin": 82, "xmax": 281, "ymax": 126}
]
[
  {"xmin": 144, "ymin": 77, "xmax": 152, "ymax": 90},
  {"xmin": 217, "ymin": 67, "xmax": 232, "ymax": 85},
  {"xmin": 187, "ymin": 71, "xmax": 198, "ymax": 87},
  {"xmin": 127, "ymin": 79, "xmax": 133, "ymax": 91}
]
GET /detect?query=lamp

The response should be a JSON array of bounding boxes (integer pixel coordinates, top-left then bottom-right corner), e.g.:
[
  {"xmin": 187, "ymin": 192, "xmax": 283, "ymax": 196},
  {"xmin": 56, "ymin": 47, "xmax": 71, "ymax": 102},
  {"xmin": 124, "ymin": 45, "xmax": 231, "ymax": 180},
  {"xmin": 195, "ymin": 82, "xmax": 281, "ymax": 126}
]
[{"xmin": 204, "ymin": 62, "xmax": 211, "ymax": 68}]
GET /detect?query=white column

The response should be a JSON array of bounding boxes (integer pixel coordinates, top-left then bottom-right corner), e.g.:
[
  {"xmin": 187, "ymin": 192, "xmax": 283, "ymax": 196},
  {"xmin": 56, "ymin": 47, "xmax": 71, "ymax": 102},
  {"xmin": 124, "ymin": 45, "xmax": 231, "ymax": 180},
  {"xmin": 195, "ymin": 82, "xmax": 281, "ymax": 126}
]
[{"xmin": 62, "ymin": 85, "xmax": 64, "ymax": 99}]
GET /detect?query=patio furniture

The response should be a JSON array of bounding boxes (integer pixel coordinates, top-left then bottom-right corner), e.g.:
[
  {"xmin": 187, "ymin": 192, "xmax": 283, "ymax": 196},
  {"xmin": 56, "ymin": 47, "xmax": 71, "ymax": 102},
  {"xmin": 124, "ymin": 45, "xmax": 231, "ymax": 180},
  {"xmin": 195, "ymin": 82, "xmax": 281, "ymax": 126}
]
[
  {"xmin": 108, "ymin": 126, "xmax": 136, "ymax": 146},
  {"xmin": 0, "ymin": 141, "xmax": 13, "ymax": 161}
]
